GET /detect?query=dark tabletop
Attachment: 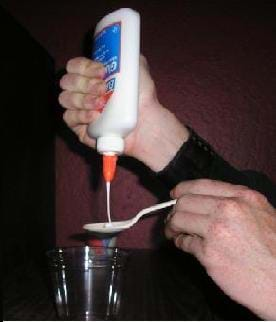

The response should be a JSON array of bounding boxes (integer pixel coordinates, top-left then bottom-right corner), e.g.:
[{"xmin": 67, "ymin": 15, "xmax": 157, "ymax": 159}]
[{"xmin": 3, "ymin": 245, "xmax": 259, "ymax": 321}]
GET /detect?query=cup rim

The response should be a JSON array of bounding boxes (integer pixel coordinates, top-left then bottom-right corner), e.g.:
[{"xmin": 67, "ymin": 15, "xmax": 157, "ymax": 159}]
[
  {"xmin": 46, "ymin": 245, "xmax": 128, "ymax": 261},
  {"xmin": 46, "ymin": 245, "xmax": 126, "ymax": 255}
]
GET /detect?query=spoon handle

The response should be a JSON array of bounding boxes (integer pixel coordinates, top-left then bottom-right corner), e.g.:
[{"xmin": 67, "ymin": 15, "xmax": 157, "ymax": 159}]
[{"xmin": 135, "ymin": 199, "xmax": 177, "ymax": 222}]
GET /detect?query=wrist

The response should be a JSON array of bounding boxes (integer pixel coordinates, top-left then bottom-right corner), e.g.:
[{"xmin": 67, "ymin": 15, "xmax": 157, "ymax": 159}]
[
  {"xmin": 156, "ymin": 126, "xmax": 217, "ymax": 189},
  {"xmin": 249, "ymin": 258, "xmax": 276, "ymax": 320},
  {"xmin": 135, "ymin": 104, "xmax": 189, "ymax": 172}
]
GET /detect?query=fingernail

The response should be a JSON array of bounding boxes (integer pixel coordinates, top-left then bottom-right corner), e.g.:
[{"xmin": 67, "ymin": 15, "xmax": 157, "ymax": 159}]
[
  {"xmin": 170, "ymin": 189, "xmax": 175, "ymax": 198},
  {"xmin": 164, "ymin": 212, "xmax": 173, "ymax": 224},
  {"xmin": 59, "ymin": 75, "xmax": 68, "ymax": 89}
]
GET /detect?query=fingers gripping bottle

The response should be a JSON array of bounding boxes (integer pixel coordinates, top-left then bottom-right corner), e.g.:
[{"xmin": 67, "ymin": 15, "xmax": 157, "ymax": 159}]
[{"xmin": 88, "ymin": 8, "xmax": 140, "ymax": 184}]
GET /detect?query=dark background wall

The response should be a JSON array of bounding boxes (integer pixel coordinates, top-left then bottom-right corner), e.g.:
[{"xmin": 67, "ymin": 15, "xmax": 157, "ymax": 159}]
[
  {"xmin": 2, "ymin": 0, "xmax": 276, "ymax": 249},
  {"xmin": 2, "ymin": 7, "xmax": 55, "ymax": 272}
]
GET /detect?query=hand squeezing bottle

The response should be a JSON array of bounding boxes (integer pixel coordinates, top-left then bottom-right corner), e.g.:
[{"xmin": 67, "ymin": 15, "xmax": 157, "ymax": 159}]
[{"xmin": 88, "ymin": 8, "xmax": 140, "ymax": 222}]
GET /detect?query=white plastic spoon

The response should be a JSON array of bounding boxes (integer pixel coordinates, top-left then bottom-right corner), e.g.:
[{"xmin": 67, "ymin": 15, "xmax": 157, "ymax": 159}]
[{"xmin": 83, "ymin": 199, "xmax": 177, "ymax": 234}]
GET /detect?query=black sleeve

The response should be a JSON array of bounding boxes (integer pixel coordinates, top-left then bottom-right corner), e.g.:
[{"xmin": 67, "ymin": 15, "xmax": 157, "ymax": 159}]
[{"xmin": 157, "ymin": 127, "xmax": 276, "ymax": 207}]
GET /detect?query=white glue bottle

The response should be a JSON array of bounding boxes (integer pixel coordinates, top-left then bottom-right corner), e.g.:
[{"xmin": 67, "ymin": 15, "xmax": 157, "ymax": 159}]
[{"xmin": 87, "ymin": 8, "xmax": 140, "ymax": 221}]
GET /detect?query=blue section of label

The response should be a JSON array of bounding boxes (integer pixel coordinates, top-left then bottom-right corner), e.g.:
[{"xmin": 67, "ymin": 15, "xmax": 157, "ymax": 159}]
[{"xmin": 92, "ymin": 22, "xmax": 121, "ymax": 80}]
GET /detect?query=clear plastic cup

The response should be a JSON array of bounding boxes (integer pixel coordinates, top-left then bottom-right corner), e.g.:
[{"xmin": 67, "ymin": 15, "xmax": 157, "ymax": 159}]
[{"xmin": 47, "ymin": 246, "xmax": 127, "ymax": 320}]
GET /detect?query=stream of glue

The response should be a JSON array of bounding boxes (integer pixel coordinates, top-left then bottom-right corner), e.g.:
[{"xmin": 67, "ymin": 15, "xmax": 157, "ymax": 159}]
[{"xmin": 106, "ymin": 181, "xmax": 111, "ymax": 223}]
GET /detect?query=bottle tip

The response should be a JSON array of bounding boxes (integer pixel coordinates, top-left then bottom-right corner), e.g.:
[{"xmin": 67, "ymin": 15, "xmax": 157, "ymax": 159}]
[{"xmin": 103, "ymin": 155, "xmax": 118, "ymax": 182}]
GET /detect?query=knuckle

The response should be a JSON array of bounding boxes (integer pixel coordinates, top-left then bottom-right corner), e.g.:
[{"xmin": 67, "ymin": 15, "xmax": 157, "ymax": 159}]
[
  {"xmin": 191, "ymin": 178, "xmax": 213, "ymax": 190},
  {"xmin": 77, "ymin": 75, "xmax": 88, "ymax": 91},
  {"xmin": 66, "ymin": 57, "xmax": 80, "ymax": 69},
  {"xmin": 195, "ymin": 178, "xmax": 212, "ymax": 186},
  {"xmin": 80, "ymin": 60, "xmax": 94, "ymax": 75},
  {"xmin": 90, "ymin": 60, "xmax": 104, "ymax": 70},
  {"xmin": 239, "ymin": 188, "xmax": 268, "ymax": 205},
  {"xmin": 217, "ymin": 198, "xmax": 241, "ymax": 217},
  {"xmin": 66, "ymin": 57, "xmax": 88, "ymax": 72},
  {"xmin": 72, "ymin": 93, "xmax": 82, "ymax": 108}
]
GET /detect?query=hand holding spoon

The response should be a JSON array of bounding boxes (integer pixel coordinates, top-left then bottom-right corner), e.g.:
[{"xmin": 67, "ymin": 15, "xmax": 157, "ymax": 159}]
[{"xmin": 83, "ymin": 199, "xmax": 177, "ymax": 234}]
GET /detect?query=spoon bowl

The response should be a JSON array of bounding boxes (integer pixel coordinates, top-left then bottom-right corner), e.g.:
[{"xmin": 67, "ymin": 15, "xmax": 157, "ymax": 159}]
[{"xmin": 83, "ymin": 199, "xmax": 177, "ymax": 234}]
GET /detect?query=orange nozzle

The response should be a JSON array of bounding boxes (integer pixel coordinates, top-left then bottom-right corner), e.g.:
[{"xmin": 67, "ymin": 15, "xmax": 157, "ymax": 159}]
[{"xmin": 103, "ymin": 155, "xmax": 118, "ymax": 182}]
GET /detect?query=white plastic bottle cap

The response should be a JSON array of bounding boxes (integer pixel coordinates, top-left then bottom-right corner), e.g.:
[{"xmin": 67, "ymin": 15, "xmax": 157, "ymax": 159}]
[{"xmin": 97, "ymin": 136, "xmax": 125, "ymax": 154}]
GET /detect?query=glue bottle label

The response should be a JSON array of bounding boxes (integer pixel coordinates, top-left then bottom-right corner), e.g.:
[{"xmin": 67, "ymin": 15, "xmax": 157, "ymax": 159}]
[
  {"xmin": 93, "ymin": 22, "xmax": 121, "ymax": 80},
  {"xmin": 92, "ymin": 22, "xmax": 121, "ymax": 112}
]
